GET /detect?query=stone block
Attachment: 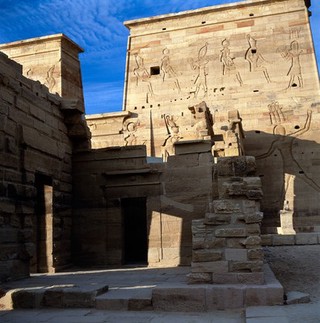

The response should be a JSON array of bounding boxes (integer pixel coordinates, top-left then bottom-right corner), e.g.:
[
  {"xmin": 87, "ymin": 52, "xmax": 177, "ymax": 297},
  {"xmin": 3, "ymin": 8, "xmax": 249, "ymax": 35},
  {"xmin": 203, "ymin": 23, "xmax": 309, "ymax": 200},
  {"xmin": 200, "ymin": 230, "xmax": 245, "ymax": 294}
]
[
  {"xmin": 186, "ymin": 272, "xmax": 212, "ymax": 284},
  {"xmin": 245, "ymin": 286, "xmax": 268, "ymax": 306},
  {"xmin": 0, "ymin": 228, "xmax": 18, "ymax": 243},
  {"xmin": 237, "ymin": 272, "xmax": 265, "ymax": 284},
  {"xmin": 62, "ymin": 290, "xmax": 95, "ymax": 308},
  {"xmin": 246, "ymin": 224, "xmax": 261, "ymax": 235},
  {"xmin": 211, "ymin": 199, "xmax": 241, "ymax": 213},
  {"xmin": 226, "ymin": 238, "xmax": 246, "ymax": 248},
  {"xmin": 43, "ymin": 289, "xmax": 64, "ymax": 307},
  {"xmin": 192, "ymin": 236, "xmax": 225, "ymax": 250},
  {"xmin": 191, "ymin": 260, "xmax": 228, "ymax": 273},
  {"xmin": 286, "ymin": 291, "xmax": 310, "ymax": 304},
  {"xmin": 215, "ymin": 226, "xmax": 247, "ymax": 238},
  {"xmin": 224, "ymin": 248, "xmax": 248, "ymax": 261},
  {"xmin": 241, "ymin": 236, "xmax": 262, "ymax": 248},
  {"xmin": 229, "ymin": 260, "xmax": 264, "ymax": 272},
  {"xmin": 205, "ymin": 212, "xmax": 231, "ymax": 225},
  {"xmin": 206, "ymin": 286, "xmax": 245, "ymax": 310},
  {"xmin": 247, "ymin": 248, "xmax": 264, "ymax": 260},
  {"xmin": 199, "ymin": 152, "xmax": 213, "ymax": 164},
  {"xmin": 192, "ymin": 249, "xmax": 223, "ymax": 262},
  {"xmin": 216, "ymin": 156, "xmax": 256, "ymax": 177},
  {"xmin": 261, "ymin": 234, "xmax": 273, "ymax": 246},
  {"xmin": 11, "ymin": 289, "xmax": 44, "ymax": 308},
  {"xmin": 295, "ymin": 233, "xmax": 318, "ymax": 245},
  {"xmin": 152, "ymin": 287, "xmax": 206, "ymax": 312},
  {"xmin": 273, "ymin": 234, "xmax": 295, "ymax": 246},
  {"xmin": 245, "ymin": 212, "xmax": 263, "ymax": 224},
  {"xmin": 175, "ymin": 140, "xmax": 212, "ymax": 155}
]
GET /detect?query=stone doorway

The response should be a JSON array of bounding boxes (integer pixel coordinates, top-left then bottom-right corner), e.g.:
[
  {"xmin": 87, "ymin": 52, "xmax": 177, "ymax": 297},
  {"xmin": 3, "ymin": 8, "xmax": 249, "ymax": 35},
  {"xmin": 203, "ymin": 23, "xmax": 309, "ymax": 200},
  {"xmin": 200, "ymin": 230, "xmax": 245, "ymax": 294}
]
[
  {"xmin": 30, "ymin": 174, "xmax": 54, "ymax": 273},
  {"xmin": 122, "ymin": 197, "xmax": 148, "ymax": 265}
]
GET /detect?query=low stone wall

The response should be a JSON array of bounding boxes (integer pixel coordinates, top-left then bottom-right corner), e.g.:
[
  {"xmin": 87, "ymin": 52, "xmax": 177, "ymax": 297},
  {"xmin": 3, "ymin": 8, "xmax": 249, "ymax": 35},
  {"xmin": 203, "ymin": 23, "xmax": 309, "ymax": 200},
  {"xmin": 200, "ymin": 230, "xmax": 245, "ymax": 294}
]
[{"xmin": 188, "ymin": 156, "xmax": 265, "ymax": 284}]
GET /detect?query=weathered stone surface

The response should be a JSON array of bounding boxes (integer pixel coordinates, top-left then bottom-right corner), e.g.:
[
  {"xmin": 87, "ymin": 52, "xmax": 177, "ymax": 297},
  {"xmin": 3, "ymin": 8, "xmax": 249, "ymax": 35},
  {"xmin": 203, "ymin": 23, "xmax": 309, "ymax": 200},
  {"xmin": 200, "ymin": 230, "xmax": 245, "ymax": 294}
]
[
  {"xmin": 211, "ymin": 199, "xmax": 241, "ymax": 213},
  {"xmin": 229, "ymin": 260, "xmax": 264, "ymax": 273},
  {"xmin": 224, "ymin": 248, "xmax": 248, "ymax": 261},
  {"xmin": 191, "ymin": 261, "xmax": 228, "ymax": 273},
  {"xmin": 187, "ymin": 272, "xmax": 212, "ymax": 284},
  {"xmin": 192, "ymin": 249, "xmax": 223, "ymax": 262},
  {"xmin": 245, "ymin": 211, "xmax": 263, "ymax": 224},
  {"xmin": 286, "ymin": 291, "xmax": 310, "ymax": 305},
  {"xmin": 205, "ymin": 212, "xmax": 231, "ymax": 225},
  {"xmin": 215, "ymin": 226, "xmax": 247, "ymax": 238},
  {"xmin": 241, "ymin": 236, "xmax": 262, "ymax": 248},
  {"xmin": 247, "ymin": 248, "xmax": 264, "ymax": 260},
  {"xmin": 152, "ymin": 287, "xmax": 206, "ymax": 312}
]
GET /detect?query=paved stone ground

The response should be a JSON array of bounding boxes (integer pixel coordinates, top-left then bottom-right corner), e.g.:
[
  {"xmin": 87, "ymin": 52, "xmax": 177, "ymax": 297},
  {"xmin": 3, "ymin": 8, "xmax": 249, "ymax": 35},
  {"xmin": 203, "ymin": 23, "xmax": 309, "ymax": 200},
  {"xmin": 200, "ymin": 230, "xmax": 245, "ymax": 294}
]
[
  {"xmin": 1, "ymin": 303, "xmax": 320, "ymax": 322},
  {"xmin": 0, "ymin": 308, "xmax": 245, "ymax": 322},
  {"xmin": 2, "ymin": 245, "xmax": 320, "ymax": 322}
]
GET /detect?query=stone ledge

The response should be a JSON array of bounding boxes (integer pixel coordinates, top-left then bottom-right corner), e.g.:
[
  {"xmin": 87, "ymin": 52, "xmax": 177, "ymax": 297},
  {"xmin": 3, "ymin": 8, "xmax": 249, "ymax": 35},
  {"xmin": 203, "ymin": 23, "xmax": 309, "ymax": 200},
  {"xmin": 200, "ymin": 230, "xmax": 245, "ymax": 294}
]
[
  {"xmin": 153, "ymin": 264, "xmax": 283, "ymax": 311},
  {"xmin": 262, "ymin": 233, "xmax": 320, "ymax": 246},
  {"xmin": 0, "ymin": 284, "xmax": 109, "ymax": 310}
]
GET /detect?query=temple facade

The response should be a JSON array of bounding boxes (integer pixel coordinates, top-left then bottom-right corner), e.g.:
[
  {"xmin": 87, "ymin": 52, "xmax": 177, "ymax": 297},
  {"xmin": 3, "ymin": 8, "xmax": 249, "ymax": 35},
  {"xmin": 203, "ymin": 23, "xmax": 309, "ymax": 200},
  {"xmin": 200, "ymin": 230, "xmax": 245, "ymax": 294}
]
[{"xmin": 0, "ymin": 0, "xmax": 319, "ymax": 283}]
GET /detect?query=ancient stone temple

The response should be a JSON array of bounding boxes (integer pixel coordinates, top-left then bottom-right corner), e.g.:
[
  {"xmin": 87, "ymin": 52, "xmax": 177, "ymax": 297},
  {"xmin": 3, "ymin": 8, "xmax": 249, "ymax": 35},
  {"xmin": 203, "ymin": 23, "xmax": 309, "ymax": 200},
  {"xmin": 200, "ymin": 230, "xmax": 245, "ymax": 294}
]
[{"xmin": 0, "ymin": 0, "xmax": 319, "ymax": 297}]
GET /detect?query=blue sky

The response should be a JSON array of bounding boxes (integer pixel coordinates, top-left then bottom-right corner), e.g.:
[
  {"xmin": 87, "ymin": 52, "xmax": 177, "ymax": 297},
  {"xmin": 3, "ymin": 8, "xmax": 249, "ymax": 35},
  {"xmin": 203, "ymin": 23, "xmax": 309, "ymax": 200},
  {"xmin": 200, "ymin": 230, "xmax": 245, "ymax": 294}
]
[{"xmin": 0, "ymin": 0, "xmax": 319, "ymax": 115}]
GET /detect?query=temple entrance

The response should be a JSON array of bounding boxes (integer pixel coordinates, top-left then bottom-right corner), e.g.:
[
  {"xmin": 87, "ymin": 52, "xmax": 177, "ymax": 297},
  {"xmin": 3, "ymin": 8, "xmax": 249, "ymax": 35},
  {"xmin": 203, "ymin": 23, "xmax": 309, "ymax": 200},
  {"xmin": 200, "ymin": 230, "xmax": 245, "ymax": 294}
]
[
  {"xmin": 30, "ymin": 174, "xmax": 54, "ymax": 273},
  {"xmin": 122, "ymin": 197, "xmax": 148, "ymax": 265}
]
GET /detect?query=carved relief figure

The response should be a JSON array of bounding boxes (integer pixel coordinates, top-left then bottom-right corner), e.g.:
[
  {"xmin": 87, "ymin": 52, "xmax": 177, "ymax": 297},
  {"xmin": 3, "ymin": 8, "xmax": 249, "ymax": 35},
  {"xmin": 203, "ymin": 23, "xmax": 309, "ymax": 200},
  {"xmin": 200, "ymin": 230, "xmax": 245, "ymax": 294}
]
[
  {"xmin": 257, "ymin": 110, "xmax": 320, "ymax": 209},
  {"xmin": 123, "ymin": 119, "xmax": 140, "ymax": 146},
  {"xmin": 283, "ymin": 40, "xmax": 303, "ymax": 88},
  {"xmin": 245, "ymin": 35, "xmax": 271, "ymax": 83},
  {"xmin": 268, "ymin": 101, "xmax": 286, "ymax": 125},
  {"xmin": 220, "ymin": 39, "xmax": 243, "ymax": 86},
  {"xmin": 188, "ymin": 101, "xmax": 214, "ymax": 139},
  {"xmin": 161, "ymin": 48, "xmax": 181, "ymax": 92},
  {"xmin": 133, "ymin": 53, "xmax": 154, "ymax": 101},
  {"xmin": 161, "ymin": 115, "xmax": 181, "ymax": 161},
  {"xmin": 45, "ymin": 65, "xmax": 56, "ymax": 91},
  {"xmin": 191, "ymin": 43, "xmax": 209, "ymax": 98}
]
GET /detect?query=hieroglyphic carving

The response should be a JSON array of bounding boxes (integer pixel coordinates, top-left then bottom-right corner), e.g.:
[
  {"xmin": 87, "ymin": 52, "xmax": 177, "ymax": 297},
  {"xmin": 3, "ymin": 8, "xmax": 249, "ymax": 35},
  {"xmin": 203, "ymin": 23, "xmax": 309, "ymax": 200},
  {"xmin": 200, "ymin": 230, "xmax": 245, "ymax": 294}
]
[
  {"xmin": 161, "ymin": 115, "xmax": 181, "ymax": 161},
  {"xmin": 268, "ymin": 101, "xmax": 286, "ymax": 125},
  {"xmin": 257, "ymin": 110, "xmax": 320, "ymax": 206},
  {"xmin": 245, "ymin": 35, "xmax": 271, "ymax": 83},
  {"xmin": 188, "ymin": 101, "xmax": 214, "ymax": 139},
  {"xmin": 190, "ymin": 43, "xmax": 209, "ymax": 98},
  {"xmin": 133, "ymin": 53, "xmax": 154, "ymax": 101},
  {"xmin": 25, "ymin": 64, "xmax": 57, "ymax": 92},
  {"xmin": 123, "ymin": 119, "xmax": 140, "ymax": 146},
  {"xmin": 45, "ymin": 65, "xmax": 56, "ymax": 91},
  {"xmin": 283, "ymin": 41, "xmax": 303, "ymax": 88},
  {"xmin": 220, "ymin": 39, "xmax": 243, "ymax": 86},
  {"xmin": 290, "ymin": 27, "xmax": 301, "ymax": 40},
  {"xmin": 161, "ymin": 48, "xmax": 181, "ymax": 92}
]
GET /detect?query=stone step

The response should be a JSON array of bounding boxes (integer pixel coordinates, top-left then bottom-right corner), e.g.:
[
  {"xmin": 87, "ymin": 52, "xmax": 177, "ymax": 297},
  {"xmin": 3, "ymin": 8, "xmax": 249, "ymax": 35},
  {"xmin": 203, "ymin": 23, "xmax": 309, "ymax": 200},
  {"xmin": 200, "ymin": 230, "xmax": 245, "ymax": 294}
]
[
  {"xmin": 1, "ymin": 284, "xmax": 109, "ymax": 309},
  {"xmin": 151, "ymin": 265, "xmax": 284, "ymax": 311},
  {"xmin": 95, "ymin": 287, "xmax": 153, "ymax": 311}
]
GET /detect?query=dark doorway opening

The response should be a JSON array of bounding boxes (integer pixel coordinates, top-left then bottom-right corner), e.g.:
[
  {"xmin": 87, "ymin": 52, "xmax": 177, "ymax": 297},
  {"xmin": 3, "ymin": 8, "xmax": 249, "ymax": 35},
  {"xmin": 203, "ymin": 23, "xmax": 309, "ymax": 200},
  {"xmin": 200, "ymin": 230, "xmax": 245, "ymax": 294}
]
[
  {"xmin": 31, "ymin": 173, "xmax": 53, "ymax": 273},
  {"xmin": 122, "ymin": 197, "xmax": 148, "ymax": 265}
]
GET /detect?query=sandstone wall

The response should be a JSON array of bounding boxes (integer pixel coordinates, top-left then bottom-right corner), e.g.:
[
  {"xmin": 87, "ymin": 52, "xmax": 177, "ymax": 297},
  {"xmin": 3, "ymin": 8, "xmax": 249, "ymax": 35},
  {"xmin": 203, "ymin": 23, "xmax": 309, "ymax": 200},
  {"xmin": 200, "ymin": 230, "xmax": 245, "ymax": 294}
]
[
  {"xmin": 0, "ymin": 52, "xmax": 73, "ymax": 282},
  {"xmin": 89, "ymin": 0, "xmax": 320, "ymax": 234},
  {"xmin": 72, "ymin": 142, "xmax": 215, "ymax": 267},
  {"xmin": 0, "ymin": 34, "xmax": 85, "ymax": 113}
]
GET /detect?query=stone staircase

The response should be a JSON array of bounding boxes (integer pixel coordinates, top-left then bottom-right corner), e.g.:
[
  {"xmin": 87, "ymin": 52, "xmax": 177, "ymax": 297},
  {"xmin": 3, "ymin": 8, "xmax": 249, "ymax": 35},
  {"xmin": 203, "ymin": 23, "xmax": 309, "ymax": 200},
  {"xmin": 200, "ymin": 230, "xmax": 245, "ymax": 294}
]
[{"xmin": 1, "ymin": 265, "xmax": 283, "ymax": 311}]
